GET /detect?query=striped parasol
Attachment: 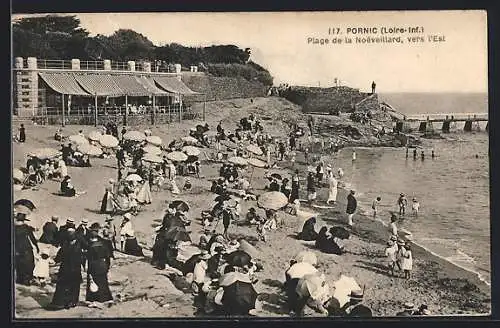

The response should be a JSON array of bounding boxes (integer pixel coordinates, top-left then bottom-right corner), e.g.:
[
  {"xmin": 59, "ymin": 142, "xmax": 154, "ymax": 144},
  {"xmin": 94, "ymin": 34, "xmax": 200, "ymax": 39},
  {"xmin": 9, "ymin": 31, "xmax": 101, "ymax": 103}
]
[
  {"xmin": 99, "ymin": 134, "xmax": 119, "ymax": 148},
  {"xmin": 182, "ymin": 146, "xmax": 201, "ymax": 157},
  {"xmin": 87, "ymin": 131, "xmax": 103, "ymax": 141},
  {"xmin": 146, "ymin": 136, "xmax": 163, "ymax": 146},
  {"xmin": 142, "ymin": 145, "xmax": 162, "ymax": 156},
  {"xmin": 123, "ymin": 130, "xmax": 145, "ymax": 142}
]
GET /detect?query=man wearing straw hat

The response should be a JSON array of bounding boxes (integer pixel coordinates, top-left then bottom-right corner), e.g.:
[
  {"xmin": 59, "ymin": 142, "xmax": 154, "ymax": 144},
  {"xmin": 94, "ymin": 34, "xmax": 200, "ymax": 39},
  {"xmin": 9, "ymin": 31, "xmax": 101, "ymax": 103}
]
[{"xmin": 338, "ymin": 289, "xmax": 372, "ymax": 317}]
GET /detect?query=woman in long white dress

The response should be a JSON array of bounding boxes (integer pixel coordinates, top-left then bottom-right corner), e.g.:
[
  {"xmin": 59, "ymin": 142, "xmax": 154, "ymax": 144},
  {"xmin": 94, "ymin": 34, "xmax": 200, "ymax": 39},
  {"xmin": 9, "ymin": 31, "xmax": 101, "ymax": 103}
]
[{"xmin": 326, "ymin": 171, "xmax": 338, "ymax": 205}]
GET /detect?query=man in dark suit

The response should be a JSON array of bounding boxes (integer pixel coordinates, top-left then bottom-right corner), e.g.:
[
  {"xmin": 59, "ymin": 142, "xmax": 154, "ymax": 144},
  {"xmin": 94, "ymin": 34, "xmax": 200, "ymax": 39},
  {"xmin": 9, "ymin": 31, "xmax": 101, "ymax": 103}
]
[
  {"xmin": 39, "ymin": 216, "xmax": 60, "ymax": 246},
  {"xmin": 57, "ymin": 218, "xmax": 76, "ymax": 247},
  {"xmin": 76, "ymin": 219, "xmax": 90, "ymax": 270}
]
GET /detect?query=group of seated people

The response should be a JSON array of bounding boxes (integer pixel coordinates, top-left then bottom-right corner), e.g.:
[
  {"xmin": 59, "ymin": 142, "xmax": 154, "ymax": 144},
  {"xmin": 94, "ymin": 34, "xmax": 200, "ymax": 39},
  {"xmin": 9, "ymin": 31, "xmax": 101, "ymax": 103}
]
[
  {"xmin": 60, "ymin": 143, "xmax": 91, "ymax": 167},
  {"xmin": 24, "ymin": 155, "xmax": 66, "ymax": 187},
  {"xmin": 219, "ymin": 163, "xmax": 239, "ymax": 183},
  {"xmin": 297, "ymin": 217, "xmax": 350, "ymax": 255}
]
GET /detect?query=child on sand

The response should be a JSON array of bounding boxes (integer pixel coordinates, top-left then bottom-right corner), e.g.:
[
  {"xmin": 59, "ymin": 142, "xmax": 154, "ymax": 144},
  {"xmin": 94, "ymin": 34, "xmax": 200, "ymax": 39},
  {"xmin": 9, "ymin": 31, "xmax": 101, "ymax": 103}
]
[
  {"xmin": 411, "ymin": 198, "xmax": 420, "ymax": 217},
  {"xmin": 33, "ymin": 253, "xmax": 50, "ymax": 287},
  {"xmin": 372, "ymin": 197, "xmax": 381, "ymax": 218},
  {"xmin": 384, "ymin": 239, "xmax": 398, "ymax": 276},
  {"xmin": 401, "ymin": 243, "xmax": 413, "ymax": 279}
]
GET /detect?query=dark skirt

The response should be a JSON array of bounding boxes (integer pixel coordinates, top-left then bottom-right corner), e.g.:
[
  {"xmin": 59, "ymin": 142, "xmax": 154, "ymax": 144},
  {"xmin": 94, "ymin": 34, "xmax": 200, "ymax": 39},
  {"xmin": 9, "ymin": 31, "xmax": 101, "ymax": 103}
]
[
  {"xmin": 124, "ymin": 238, "xmax": 144, "ymax": 257},
  {"xmin": 86, "ymin": 273, "xmax": 113, "ymax": 302},
  {"xmin": 49, "ymin": 273, "xmax": 81, "ymax": 309},
  {"xmin": 100, "ymin": 191, "xmax": 114, "ymax": 214},
  {"xmin": 290, "ymin": 184, "xmax": 299, "ymax": 203},
  {"xmin": 15, "ymin": 251, "xmax": 35, "ymax": 285}
]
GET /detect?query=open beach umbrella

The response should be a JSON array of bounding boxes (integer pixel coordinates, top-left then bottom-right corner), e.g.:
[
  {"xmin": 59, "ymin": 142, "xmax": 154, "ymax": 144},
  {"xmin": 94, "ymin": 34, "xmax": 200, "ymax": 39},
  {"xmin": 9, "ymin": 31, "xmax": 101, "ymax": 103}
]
[
  {"xmin": 293, "ymin": 251, "xmax": 318, "ymax": 266},
  {"xmin": 247, "ymin": 158, "xmax": 267, "ymax": 168},
  {"xmin": 77, "ymin": 143, "xmax": 103, "ymax": 156},
  {"xmin": 238, "ymin": 240, "xmax": 259, "ymax": 259},
  {"xmin": 14, "ymin": 205, "xmax": 32, "ymax": 215},
  {"xmin": 146, "ymin": 136, "xmax": 163, "ymax": 146},
  {"xmin": 143, "ymin": 145, "xmax": 162, "ymax": 156},
  {"xmin": 246, "ymin": 144, "xmax": 263, "ymax": 156},
  {"xmin": 126, "ymin": 174, "xmax": 143, "ymax": 182},
  {"xmin": 286, "ymin": 262, "xmax": 319, "ymax": 280},
  {"xmin": 296, "ymin": 273, "xmax": 329, "ymax": 301},
  {"xmin": 221, "ymin": 280, "xmax": 258, "ymax": 315},
  {"xmin": 166, "ymin": 151, "xmax": 188, "ymax": 162},
  {"xmin": 181, "ymin": 136, "xmax": 199, "ymax": 145},
  {"xmin": 169, "ymin": 200, "xmax": 190, "ymax": 212},
  {"xmin": 182, "ymin": 146, "xmax": 201, "ymax": 157},
  {"xmin": 257, "ymin": 191, "xmax": 288, "ymax": 210},
  {"xmin": 142, "ymin": 153, "xmax": 163, "ymax": 164},
  {"xmin": 225, "ymin": 250, "xmax": 252, "ymax": 268},
  {"xmin": 99, "ymin": 134, "xmax": 119, "ymax": 148},
  {"xmin": 228, "ymin": 156, "xmax": 248, "ymax": 167},
  {"xmin": 165, "ymin": 226, "xmax": 191, "ymax": 242},
  {"xmin": 14, "ymin": 199, "xmax": 36, "ymax": 211},
  {"xmin": 269, "ymin": 173, "xmax": 283, "ymax": 181},
  {"xmin": 13, "ymin": 168, "xmax": 24, "ymax": 182},
  {"xmin": 29, "ymin": 148, "xmax": 61, "ymax": 160},
  {"xmin": 333, "ymin": 275, "xmax": 361, "ymax": 307},
  {"xmin": 221, "ymin": 139, "xmax": 238, "ymax": 149},
  {"xmin": 68, "ymin": 134, "xmax": 89, "ymax": 145},
  {"xmin": 123, "ymin": 130, "xmax": 146, "ymax": 142},
  {"xmin": 88, "ymin": 131, "xmax": 102, "ymax": 141},
  {"xmin": 219, "ymin": 271, "xmax": 252, "ymax": 287}
]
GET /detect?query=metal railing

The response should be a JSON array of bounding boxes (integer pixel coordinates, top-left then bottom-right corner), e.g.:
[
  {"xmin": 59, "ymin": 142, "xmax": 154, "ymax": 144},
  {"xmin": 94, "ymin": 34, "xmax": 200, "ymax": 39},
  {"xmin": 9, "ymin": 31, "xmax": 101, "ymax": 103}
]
[{"xmin": 14, "ymin": 58, "xmax": 183, "ymax": 73}]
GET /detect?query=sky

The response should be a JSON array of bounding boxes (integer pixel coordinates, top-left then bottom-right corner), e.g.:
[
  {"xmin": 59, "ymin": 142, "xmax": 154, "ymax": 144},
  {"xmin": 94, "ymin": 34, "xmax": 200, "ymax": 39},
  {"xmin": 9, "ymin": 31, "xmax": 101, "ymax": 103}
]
[{"xmin": 12, "ymin": 11, "xmax": 488, "ymax": 93}]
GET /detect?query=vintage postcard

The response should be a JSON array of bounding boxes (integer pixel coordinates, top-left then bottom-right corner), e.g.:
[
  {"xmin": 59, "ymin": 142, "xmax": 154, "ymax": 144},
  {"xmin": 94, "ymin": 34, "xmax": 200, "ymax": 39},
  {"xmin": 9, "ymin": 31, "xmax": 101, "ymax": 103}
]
[{"xmin": 11, "ymin": 11, "xmax": 489, "ymax": 318}]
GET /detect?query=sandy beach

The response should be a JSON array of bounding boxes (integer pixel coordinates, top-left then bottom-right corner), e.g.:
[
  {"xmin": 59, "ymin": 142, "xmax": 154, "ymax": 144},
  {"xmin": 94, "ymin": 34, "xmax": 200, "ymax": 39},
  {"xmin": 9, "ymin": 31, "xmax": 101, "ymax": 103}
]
[{"xmin": 13, "ymin": 97, "xmax": 491, "ymax": 318}]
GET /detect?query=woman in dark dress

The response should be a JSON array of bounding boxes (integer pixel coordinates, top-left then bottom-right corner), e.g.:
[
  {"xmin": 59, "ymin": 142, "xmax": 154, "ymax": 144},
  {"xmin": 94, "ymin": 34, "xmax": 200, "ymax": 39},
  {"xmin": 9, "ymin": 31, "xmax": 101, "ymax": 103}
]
[
  {"xmin": 48, "ymin": 228, "xmax": 83, "ymax": 310},
  {"xmin": 290, "ymin": 170, "xmax": 300, "ymax": 204},
  {"xmin": 297, "ymin": 217, "xmax": 318, "ymax": 241},
  {"xmin": 151, "ymin": 227, "xmax": 169, "ymax": 269},
  {"xmin": 60, "ymin": 175, "xmax": 76, "ymax": 197},
  {"xmin": 315, "ymin": 226, "xmax": 329, "ymax": 249},
  {"xmin": 280, "ymin": 178, "xmax": 291, "ymax": 199},
  {"xmin": 269, "ymin": 178, "xmax": 280, "ymax": 192},
  {"xmin": 85, "ymin": 228, "xmax": 113, "ymax": 304},
  {"xmin": 14, "ymin": 213, "xmax": 39, "ymax": 285}
]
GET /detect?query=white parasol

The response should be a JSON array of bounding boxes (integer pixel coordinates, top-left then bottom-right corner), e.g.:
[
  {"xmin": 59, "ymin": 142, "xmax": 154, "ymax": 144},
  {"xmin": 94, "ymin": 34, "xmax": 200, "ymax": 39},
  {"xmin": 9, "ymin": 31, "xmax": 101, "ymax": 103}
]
[
  {"xmin": 228, "ymin": 156, "xmax": 248, "ymax": 167},
  {"xmin": 293, "ymin": 251, "xmax": 318, "ymax": 266},
  {"xmin": 181, "ymin": 136, "xmax": 199, "ymax": 145},
  {"xmin": 142, "ymin": 145, "xmax": 162, "ymax": 156},
  {"xmin": 247, "ymin": 158, "xmax": 267, "ymax": 168},
  {"xmin": 221, "ymin": 139, "xmax": 238, "ymax": 149},
  {"xmin": 123, "ymin": 130, "xmax": 146, "ymax": 142},
  {"xmin": 29, "ymin": 148, "xmax": 61, "ymax": 160},
  {"xmin": 166, "ymin": 151, "xmax": 188, "ymax": 162},
  {"xmin": 257, "ymin": 191, "xmax": 288, "ymax": 210},
  {"xmin": 99, "ymin": 134, "xmax": 119, "ymax": 148},
  {"xmin": 182, "ymin": 146, "xmax": 201, "ymax": 157},
  {"xmin": 333, "ymin": 275, "xmax": 361, "ymax": 307},
  {"xmin": 286, "ymin": 262, "xmax": 318, "ymax": 280},
  {"xmin": 87, "ymin": 131, "xmax": 103, "ymax": 141},
  {"xmin": 246, "ymin": 144, "xmax": 263, "ymax": 156},
  {"xmin": 142, "ymin": 153, "xmax": 163, "ymax": 164},
  {"xmin": 77, "ymin": 143, "xmax": 103, "ymax": 156},
  {"xmin": 13, "ymin": 168, "xmax": 24, "ymax": 182},
  {"xmin": 126, "ymin": 174, "xmax": 143, "ymax": 182},
  {"xmin": 69, "ymin": 134, "xmax": 89, "ymax": 145},
  {"xmin": 146, "ymin": 136, "xmax": 163, "ymax": 146}
]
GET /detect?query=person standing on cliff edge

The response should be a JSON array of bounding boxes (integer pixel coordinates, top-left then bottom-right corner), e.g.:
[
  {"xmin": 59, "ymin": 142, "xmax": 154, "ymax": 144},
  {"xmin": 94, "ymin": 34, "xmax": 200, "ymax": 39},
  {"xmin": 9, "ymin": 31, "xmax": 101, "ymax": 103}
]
[{"xmin": 371, "ymin": 81, "xmax": 376, "ymax": 94}]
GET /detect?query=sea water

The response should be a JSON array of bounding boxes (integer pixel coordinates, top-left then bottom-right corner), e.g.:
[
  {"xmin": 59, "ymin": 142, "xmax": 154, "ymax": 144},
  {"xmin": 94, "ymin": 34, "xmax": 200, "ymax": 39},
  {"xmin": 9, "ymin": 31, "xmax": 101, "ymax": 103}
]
[{"xmin": 329, "ymin": 92, "xmax": 490, "ymax": 284}]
